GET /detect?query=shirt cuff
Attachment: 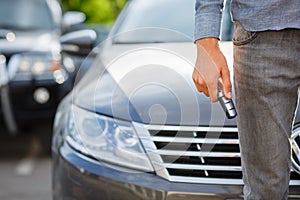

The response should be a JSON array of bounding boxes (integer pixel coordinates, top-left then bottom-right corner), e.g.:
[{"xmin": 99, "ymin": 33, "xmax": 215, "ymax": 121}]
[{"xmin": 194, "ymin": 12, "xmax": 223, "ymax": 42}]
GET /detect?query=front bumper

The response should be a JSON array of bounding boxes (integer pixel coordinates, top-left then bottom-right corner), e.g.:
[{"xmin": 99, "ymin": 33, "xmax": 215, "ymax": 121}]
[
  {"xmin": 53, "ymin": 143, "xmax": 300, "ymax": 200},
  {"xmin": 1, "ymin": 78, "xmax": 72, "ymax": 132},
  {"xmin": 9, "ymin": 79, "xmax": 71, "ymax": 118}
]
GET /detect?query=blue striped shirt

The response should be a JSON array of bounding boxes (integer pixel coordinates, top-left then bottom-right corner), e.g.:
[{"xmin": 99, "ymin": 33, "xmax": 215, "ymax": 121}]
[{"xmin": 194, "ymin": 0, "xmax": 300, "ymax": 41}]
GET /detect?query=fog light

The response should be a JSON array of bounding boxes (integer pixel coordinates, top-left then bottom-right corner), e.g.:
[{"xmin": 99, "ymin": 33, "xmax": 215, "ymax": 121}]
[{"xmin": 33, "ymin": 88, "xmax": 50, "ymax": 104}]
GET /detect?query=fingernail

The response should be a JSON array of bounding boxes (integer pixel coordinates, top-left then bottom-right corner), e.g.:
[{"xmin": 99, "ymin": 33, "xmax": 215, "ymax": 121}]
[{"xmin": 227, "ymin": 92, "xmax": 232, "ymax": 99}]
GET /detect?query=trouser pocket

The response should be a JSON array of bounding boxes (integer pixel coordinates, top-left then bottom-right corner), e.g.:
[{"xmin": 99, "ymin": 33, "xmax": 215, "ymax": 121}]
[{"xmin": 233, "ymin": 21, "xmax": 258, "ymax": 46}]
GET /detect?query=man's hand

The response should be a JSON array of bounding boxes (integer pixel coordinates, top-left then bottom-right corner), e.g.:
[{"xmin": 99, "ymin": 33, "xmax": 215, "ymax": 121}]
[{"xmin": 192, "ymin": 38, "xmax": 232, "ymax": 102}]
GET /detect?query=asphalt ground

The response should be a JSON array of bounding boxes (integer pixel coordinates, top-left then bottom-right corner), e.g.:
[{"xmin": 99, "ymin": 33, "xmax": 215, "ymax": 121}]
[{"xmin": 0, "ymin": 122, "xmax": 52, "ymax": 200}]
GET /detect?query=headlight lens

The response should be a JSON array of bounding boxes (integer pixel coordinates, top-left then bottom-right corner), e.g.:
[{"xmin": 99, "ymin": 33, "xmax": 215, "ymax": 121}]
[
  {"xmin": 291, "ymin": 126, "xmax": 300, "ymax": 174},
  {"xmin": 66, "ymin": 105, "xmax": 154, "ymax": 172},
  {"xmin": 8, "ymin": 53, "xmax": 65, "ymax": 82}
]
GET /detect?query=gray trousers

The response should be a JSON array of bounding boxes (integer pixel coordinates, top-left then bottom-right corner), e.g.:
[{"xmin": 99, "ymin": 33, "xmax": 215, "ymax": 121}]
[{"xmin": 233, "ymin": 22, "xmax": 300, "ymax": 199}]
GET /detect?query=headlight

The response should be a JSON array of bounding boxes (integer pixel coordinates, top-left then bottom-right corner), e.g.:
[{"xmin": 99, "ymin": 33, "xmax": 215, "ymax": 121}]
[
  {"xmin": 8, "ymin": 53, "xmax": 66, "ymax": 83},
  {"xmin": 291, "ymin": 126, "xmax": 300, "ymax": 174},
  {"xmin": 66, "ymin": 105, "xmax": 154, "ymax": 172}
]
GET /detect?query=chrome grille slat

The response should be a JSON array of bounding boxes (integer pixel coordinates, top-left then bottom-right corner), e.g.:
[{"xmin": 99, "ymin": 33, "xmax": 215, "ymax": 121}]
[
  {"xmin": 169, "ymin": 176, "xmax": 299, "ymax": 185},
  {"xmin": 150, "ymin": 136, "xmax": 239, "ymax": 144},
  {"xmin": 153, "ymin": 162, "xmax": 242, "ymax": 171},
  {"xmin": 155, "ymin": 149, "xmax": 241, "ymax": 157},
  {"xmin": 132, "ymin": 122, "xmax": 300, "ymax": 185},
  {"xmin": 145, "ymin": 125, "xmax": 238, "ymax": 132},
  {"xmin": 168, "ymin": 176, "xmax": 243, "ymax": 185}
]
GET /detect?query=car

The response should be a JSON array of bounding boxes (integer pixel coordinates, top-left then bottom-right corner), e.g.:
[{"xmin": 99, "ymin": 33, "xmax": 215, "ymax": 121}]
[
  {"xmin": 52, "ymin": 0, "xmax": 300, "ymax": 199},
  {"xmin": 0, "ymin": 0, "xmax": 86, "ymax": 133}
]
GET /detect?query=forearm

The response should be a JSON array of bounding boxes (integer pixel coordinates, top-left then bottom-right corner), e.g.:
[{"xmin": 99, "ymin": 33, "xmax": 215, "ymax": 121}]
[
  {"xmin": 194, "ymin": 0, "xmax": 224, "ymax": 41},
  {"xmin": 193, "ymin": 1, "xmax": 231, "ymax": 102}
]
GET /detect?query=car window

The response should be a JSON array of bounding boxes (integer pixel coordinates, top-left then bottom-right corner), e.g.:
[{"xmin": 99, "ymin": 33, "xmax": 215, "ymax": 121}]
[
  {"xmin": 0, "ymin": 0, "xmax": 55, "ymax": 31},
  {"xmin": 113, "ymin": 0, "xmax": 233, "ymax": 43}
]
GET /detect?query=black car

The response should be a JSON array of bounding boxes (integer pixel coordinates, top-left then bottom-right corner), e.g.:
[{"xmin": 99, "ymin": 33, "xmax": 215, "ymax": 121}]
[
  {"xmin": 52, "ymin": 0, "xmax": 300, "ymax": 199},
  {"xmin": 0, "ymin": 0, "xmax": 85, "ymax": 133}
]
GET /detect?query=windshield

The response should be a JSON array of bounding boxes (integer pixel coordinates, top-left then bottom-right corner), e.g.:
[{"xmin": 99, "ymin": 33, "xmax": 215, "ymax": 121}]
[
  {"xmin": 0, "ymin": 0, "xmax": 55, "ymax": 31},
  {"xmin": 113, "ymin": 0, "xmax": 234, "ymax": 43}
]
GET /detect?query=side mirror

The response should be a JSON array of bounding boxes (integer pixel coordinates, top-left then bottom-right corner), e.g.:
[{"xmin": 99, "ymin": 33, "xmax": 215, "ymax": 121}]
[
  {"xmin": 63, "ymin": 11, "xmax": 86, "ymax": 27},
  {"xmin": 60, "ymin": 29, "xmax": 97, "ymax": 57}
]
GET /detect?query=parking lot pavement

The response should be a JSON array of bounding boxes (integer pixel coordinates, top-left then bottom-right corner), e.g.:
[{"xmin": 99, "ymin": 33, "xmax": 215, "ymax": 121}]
[{"xmin": 0, "ymin": 122, "xmax": 52, "ymax": 200}]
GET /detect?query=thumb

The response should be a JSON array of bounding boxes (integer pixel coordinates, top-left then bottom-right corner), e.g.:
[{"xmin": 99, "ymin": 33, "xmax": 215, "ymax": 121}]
[{"xmin": 221, "ymin": 67, "xmax": 232, "ymax": 99}]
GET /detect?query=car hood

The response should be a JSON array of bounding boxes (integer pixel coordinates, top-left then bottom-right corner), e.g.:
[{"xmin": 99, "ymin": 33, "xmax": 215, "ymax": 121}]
[
  {"xmin": 0, "ymin": 30, "xmax": 60, "ymax": 54},
  {"xmin": 73, "ymin": 42, "xmax": 237, "ymax": 127}
]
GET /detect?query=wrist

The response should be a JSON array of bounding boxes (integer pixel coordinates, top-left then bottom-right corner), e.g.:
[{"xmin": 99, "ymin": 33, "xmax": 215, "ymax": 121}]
[
  {"xmin": 196, "ymin": 37, "xmax": 219, "ymax": 48},
  {"xmin": 196, "ymin": 37, "xmax": 220, "ymax": 54}
]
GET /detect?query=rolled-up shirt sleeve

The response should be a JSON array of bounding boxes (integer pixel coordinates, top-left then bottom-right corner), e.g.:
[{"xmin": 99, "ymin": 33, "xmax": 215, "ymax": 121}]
[{"xmin": 194, "ymin": 0, "xmax": 224, "ymax": 41}]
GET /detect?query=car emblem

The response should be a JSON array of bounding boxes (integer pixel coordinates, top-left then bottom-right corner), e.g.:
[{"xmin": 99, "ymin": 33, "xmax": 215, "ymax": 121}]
[{"xmin": 291, "ymin": 127, "xmax": 300, "ymax": 174}]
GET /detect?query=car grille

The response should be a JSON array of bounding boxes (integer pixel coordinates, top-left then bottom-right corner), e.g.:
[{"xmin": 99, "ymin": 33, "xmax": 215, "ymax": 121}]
[{"xmin": 134, "ymin": 123, "xmax": 300, "ymax": 185}]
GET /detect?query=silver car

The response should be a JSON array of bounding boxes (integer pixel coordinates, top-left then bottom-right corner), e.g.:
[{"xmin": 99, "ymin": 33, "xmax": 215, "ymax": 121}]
[{"xmin": 52, "ymin": 0, "xmax": 300, "ymax": 199}]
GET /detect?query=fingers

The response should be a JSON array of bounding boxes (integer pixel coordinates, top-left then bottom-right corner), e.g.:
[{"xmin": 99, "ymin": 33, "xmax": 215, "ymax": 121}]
[
  {"xmin": 193, "ymin": 67, "xmax": 219, "ymax": 102},
  {"xmin": 207, "ymin": 81, "xmax": 218, "ymax": 102},
  {"xmin": 192, "ymin": 68, "xmax": 218, "ymax": 101},
  {"xmin": 193, "ymin": 66, "xmax": 231, "ymax": 102},
  {"xmin": 192, "ymin": 69, "xmax": 209, "ymax": 97},
  {"xmin": 220, "ymin": 64, "xmax": 232, "ymax": 99}
]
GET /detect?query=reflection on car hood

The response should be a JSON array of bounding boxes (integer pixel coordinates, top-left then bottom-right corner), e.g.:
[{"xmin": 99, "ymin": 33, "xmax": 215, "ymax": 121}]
[
  {"xmin": 74, "ymin": 42, "xmax": 237, "ymax": 126},
  {"xmin": 0, "ymin": 30, "xmax": 60, "ymax": 54}
]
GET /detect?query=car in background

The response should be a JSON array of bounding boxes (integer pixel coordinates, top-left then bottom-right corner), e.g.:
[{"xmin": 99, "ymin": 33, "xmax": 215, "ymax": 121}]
[
  {"xmin": 0, "ymin": 0, "xmax": 86, "ymax": 133},
  {"xmin": 52, "ymin": 0, "xmax": 300, "ymax": 199},
  {"xmin": 59, "ymin": 24, "xmax": 110, "ymax": 84}
]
